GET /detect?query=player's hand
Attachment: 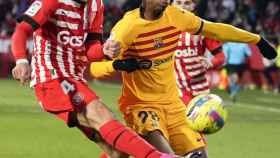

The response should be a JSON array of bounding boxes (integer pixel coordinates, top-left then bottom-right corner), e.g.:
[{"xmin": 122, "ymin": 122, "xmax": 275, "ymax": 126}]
[
  {"xmin": 12, "ymin": 62, "xmax": 31, "ymax": 85},
  {"xmin": 198, "ymin": 57, "xmax": 213, "ymax": 70},
  {"xmin": 257, "ymin": 37, "xmax": 277, "ymax": 60},
  {"xmin": 103, "ymin": 40, "xmax": 121, "ymax": 59}
]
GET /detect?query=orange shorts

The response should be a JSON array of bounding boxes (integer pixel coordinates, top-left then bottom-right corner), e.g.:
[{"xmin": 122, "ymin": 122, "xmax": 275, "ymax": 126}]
[{"xmin": 123, "ymin": 101, "xmax": 206, "ymax": 155}]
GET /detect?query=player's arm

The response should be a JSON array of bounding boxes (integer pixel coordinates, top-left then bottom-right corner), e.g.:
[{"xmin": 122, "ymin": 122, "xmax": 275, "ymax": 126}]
[
  {"xmin": 198, "ymin": 21, "xmax": 277, "ymax": 59},
  {"xmin": 210, "ymin": 50, "xmax": 225, "ymax": 68},
  {"xmin": 12, "ymin": 22, "xmax": 33, "ymax": 62},
  {"xmin": 172, "ymin": 6, "xmax": 277, "ymax": 59},
  {"xmin": 90, "ymin": 58, "xmax": 142, "ymax": 78},
  {"xmin": 90, "ymin": 61, "xmax": 115, "ymax": 78},
  {"xmin": 87, "ymin": 4, "xmax": 138, "ymax": 76},
  {"xmin": 102, "ymin": 15, "xmax": 142, "ymax": 73},
  {"xmin": 205, "ymin": 38, "xmax": 225, "ymax": 68},
  {"xmin": 85, "ymin": 0, "xmax": 104, "ymax": 62},
  {"xmin": 12, "ymin": 0, "xmax": 59, "ymax": 84},
  {"xmin": 11, "ymin": 21, "xmax": 33, "ymax": 85},
  {"xmin": 12, "ymin": 0, "xmax": 59, "ymax": 61},
  {"xmin": 198, "ymin": 21, "xmax": 260, "ymax": 44}
]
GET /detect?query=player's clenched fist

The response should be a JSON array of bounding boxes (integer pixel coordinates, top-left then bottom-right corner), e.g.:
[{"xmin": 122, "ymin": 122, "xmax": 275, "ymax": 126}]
[
  {"xmin": 12, "ymin": 62, "xmax": 31, "ymax": 85},
  {"xmin": 103, "ymin": 40, "xmax": 121, "ymax": 59}
]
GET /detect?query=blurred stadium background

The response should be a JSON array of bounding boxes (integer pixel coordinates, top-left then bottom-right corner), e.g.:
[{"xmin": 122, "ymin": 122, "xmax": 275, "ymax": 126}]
[{"xmin": 0, "ymin": 0, "xmax": 280, "ymax": 158}]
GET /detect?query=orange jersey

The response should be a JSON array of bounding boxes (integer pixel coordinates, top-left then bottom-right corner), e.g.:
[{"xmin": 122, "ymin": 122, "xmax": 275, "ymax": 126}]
[
  {"xmin": 106, "ymin": 5, "xmax": 260, "ymax": 112},
  {"xmin": 110, "ymin": 5, "xmax": 202, "ymax": 112}
]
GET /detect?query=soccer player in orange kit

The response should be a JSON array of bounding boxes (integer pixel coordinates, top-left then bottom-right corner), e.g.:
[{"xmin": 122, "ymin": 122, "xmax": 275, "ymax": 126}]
[{"xmin": 91, "ymin": 0, "xmax": 277, "ymax": 157}]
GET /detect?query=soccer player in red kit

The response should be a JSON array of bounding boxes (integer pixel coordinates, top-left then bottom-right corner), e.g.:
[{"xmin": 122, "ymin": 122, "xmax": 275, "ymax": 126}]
[
  {"xmin": 173, "ymin": 0, "xmax": 225, "ymax": 105},
  {"xmin": 11, "ymin": 0, "xmax": 180, "ymax": 158}
]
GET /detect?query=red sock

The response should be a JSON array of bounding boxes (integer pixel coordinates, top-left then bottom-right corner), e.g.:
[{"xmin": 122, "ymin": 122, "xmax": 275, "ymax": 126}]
[
  {"xmin": 99, "ymin": 120, "xmax": 163, "ymax": 158},
  {"xmin": 99, "ymin": 152, "xmax": 109, "ymax": 158}
]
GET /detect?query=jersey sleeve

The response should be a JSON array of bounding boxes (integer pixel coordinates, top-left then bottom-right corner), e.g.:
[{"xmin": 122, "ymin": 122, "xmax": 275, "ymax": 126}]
[
  {"xmin": 86, "ymin": 41, "xmax": 104, "ymax": 62},
  {"xmin": 18, "ymin": 0, "xmax": 59, "ymax": 30},
  {"xmin": 90, "ymin": 60, "xmax": 116, "ymax": 78},
  {"xmin": 170, "ymin": 4, "xmax": 261, "ymax": 44},
  {"xmin": 201, "ymin": 20, "xmax": 261, "ymax": 44},
  {"xmin": 205, "ymin": 37, "xmax": 223, "ymax": 54},
  {"xmin": 86, "ymin": 0, "xmax": 104, "ymax": 45},
  {"xmin": 168, "ymin": 5, "xmax": 202, "ymax": 34},
  {"xmin": 89, "ymin": 0, "xmax": 104, "ymax": 33},
  {"xmin": 12, "ymin": 22, "xmax": 33, "ymax": 61},
  {"xmin": 204, "ymin": 38, "xmax": 225, "ymax": 67}
]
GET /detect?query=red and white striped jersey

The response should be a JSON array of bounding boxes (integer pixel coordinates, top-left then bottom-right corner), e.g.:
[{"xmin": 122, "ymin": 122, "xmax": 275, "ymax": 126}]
[
  {"xmin": 174, "ymin": 32, "xmax": 222, "ymax": 97},
  {"xmin": 20, "ymin": 0, "xmax": 103, "ymax": 86}
]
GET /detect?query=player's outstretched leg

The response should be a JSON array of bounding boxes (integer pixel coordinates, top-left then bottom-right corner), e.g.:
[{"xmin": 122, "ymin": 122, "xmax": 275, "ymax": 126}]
[
  {"xmin": 75, "ymin": 100, "xmax": 179, "ymax": 158},
  {"xmin": 76, "ymin": 127, "xmax": 128, "ymax": 158}
]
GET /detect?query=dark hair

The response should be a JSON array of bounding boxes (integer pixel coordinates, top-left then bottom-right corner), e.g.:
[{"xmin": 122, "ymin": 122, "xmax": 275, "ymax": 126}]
[{"xmin": 140, "ymin": 1, "xmax": 145, "ymax": 18}]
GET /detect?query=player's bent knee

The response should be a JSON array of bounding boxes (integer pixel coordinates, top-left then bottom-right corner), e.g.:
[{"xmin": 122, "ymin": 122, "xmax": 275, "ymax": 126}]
[
  {"xmin": 83, "ymin": 100, "xmax": 115, "ymax": 129},
  {"xmin": 86, "ymin": 100, "xmax": 115, "ymax": 120}
]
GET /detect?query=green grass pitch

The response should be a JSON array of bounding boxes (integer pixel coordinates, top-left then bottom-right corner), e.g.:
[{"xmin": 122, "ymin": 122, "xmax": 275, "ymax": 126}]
[{"xmin": 0, "ymin": 79, "xmax": 279, "ymax": 158}]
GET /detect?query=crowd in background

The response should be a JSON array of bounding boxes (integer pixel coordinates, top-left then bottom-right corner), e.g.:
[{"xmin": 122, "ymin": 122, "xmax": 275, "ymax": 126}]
[
  {"xmin": 0, "ymin": 0, "xmax": 279, "ymax": 94},
  {"xmin": 197, "ymin": 0, "xmax": 280, "ymax": 40}
]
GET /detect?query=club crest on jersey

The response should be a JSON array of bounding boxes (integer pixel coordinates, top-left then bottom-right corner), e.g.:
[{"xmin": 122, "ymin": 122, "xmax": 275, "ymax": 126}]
[
  {"xmin": 25, "ymin": 1, "xmax": 42, "ymax": 17},
  {"xmin": 153, "ymin": 37, "xmax": 165, "ymax": 49}
]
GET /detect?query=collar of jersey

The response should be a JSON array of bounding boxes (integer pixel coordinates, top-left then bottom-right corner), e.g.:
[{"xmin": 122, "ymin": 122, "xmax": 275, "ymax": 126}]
[{"xmin": 138, "ymin": 6, "xmax": 168, "ymax": 23}]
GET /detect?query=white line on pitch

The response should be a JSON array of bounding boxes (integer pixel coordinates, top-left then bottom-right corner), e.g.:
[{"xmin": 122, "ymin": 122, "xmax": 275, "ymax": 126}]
[
  {"xmin": 234, "ymin": 102, "xmax": 280, "ymax": 113},
  {"xmin": 256, "ymin": 97, "xmax": 280, "ymax": 105}
]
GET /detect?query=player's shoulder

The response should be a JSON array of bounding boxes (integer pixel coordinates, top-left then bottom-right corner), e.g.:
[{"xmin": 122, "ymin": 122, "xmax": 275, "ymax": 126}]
[
  {"xmin": 29, "ymin": 0, "xmax": 59, "ymax": 9},
  {"xmin": 113, "ymin": 8, "xmax": 140, "ymax": 31},
  {"xmin": 122, "ymin": 8, "xmax": 140, "ymax": 21},
  {"xmin": 24, "ymin": 0, "xmax": 59, "ymax": 18}
]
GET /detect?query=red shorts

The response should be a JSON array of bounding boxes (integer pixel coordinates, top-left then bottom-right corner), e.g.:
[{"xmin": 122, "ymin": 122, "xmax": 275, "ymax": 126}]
[
  {"xmin": 34, "ymin": 78, "xmax": 99, "ymax": 124},
  {"xmin": 180, "ymin": 89, "xmax": 194, "ymax": 107}
]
